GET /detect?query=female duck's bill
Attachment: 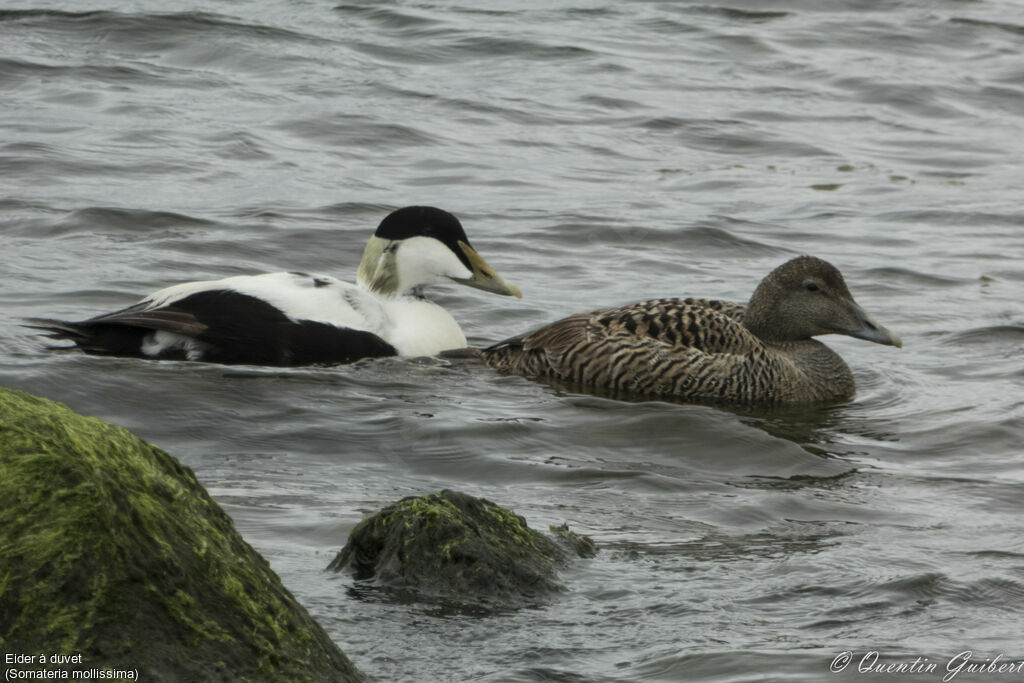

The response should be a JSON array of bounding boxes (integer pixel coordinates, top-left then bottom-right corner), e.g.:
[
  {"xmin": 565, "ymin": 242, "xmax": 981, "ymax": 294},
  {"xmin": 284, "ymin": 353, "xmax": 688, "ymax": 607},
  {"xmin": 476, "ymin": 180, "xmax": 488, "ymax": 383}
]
[
  {"xmin": 26, "ymin": 206, "xmax": 521, "ymax": 366},
  {"xmin": 481, "ymin": 255, "xmax": 901, "ymax": 405}
]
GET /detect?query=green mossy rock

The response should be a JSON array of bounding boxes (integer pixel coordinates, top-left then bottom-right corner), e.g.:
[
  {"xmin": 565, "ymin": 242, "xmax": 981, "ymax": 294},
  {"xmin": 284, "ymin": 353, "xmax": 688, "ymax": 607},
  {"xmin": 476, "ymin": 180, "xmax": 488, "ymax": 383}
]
[
  {"xmin": 0, "ymin": 388, "xmax": 361, "ymax": 682},
  {"xmin": 328, "ymin": 490, "xmax": 596, "ymax": 609}
]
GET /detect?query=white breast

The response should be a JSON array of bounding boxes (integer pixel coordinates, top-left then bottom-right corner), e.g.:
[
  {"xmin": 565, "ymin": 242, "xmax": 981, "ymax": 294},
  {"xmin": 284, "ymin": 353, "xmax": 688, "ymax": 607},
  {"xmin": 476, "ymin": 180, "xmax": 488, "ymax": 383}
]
[
  {"xmin": 142, "ymin": 272, "xmax": 466, "ymax": 357},
  {"xmin": 379, "ymin": 297, "xmax": 467, "ymax": 356}
]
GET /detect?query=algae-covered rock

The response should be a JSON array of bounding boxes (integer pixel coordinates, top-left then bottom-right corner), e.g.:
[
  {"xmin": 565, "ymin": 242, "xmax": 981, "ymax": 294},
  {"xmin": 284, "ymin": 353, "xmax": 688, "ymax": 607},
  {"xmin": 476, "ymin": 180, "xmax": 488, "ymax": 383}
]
[
  {"xmin": 549, "ymin": 522, "xmax": 598, "ymax": 560},
  {"xmin": 328, "ymin": 489, "xmax": 596, "ymax": 609},
  {"xmin": 0, "ymin": 387, "xmax": 361, "ymax": 682}
]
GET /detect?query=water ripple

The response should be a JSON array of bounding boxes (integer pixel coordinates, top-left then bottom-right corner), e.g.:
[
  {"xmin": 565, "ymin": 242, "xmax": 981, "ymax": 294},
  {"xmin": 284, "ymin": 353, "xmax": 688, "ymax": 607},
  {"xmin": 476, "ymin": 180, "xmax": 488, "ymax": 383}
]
[{"xmin": 3, "ymin": 0, "xmax": 1024, "ymax": 680}]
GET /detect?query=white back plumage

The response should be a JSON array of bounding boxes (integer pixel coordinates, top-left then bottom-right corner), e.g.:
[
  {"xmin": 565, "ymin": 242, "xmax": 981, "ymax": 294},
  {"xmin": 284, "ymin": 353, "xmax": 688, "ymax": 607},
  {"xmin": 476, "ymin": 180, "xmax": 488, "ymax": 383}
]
[{"xmin": 141, "ymin": 271, "xmax": 467, "ymax": 357}]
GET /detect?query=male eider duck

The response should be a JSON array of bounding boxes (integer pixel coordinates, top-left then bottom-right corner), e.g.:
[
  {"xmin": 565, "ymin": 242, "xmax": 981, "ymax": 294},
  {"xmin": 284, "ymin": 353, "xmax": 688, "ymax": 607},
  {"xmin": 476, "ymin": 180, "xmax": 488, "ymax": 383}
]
[
  {"xmin": 482, "ymin": 256, "xmax": 901, "ymax": 405},
  {"xmin": 27, "ymin": 206, "xmax": 521, "ymax": 366}
]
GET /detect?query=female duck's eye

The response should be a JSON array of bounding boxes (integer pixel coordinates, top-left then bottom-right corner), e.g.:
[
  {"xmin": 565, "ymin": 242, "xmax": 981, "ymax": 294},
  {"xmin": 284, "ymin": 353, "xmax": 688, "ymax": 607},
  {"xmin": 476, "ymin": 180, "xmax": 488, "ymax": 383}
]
[{"xmin": 804, "ymin": 281, "xmax": 820, "ymax": 292}]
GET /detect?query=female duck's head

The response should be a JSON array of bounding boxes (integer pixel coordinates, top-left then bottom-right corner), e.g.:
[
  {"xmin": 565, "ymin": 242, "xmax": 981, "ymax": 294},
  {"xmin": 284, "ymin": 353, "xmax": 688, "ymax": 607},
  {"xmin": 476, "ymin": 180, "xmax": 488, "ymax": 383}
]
[
  {"xmin": 357, "ymin": 206, "xmax": 522, "ymax": 298},
  {"xmin": 742, "ymin": 255, "xmax": 902, "ymax": 347}
]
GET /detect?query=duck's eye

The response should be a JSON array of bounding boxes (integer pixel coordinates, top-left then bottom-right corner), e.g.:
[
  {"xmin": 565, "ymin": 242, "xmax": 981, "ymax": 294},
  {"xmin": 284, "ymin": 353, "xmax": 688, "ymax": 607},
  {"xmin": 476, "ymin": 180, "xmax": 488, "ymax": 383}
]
[{"xmin": 804, "ymin": 281, "xmax": 820, "ymax": 292}]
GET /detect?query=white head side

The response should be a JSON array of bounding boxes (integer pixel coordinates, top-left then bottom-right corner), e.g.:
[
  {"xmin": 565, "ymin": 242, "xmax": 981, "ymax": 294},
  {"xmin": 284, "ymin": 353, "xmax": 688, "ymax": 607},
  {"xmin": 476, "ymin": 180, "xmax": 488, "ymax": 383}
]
[
  {"xmin": 392, "ymin": 235, "xmax": 473, "ymax": 293},
  {"xmin": 356, "ymin": 207, "xmax": 521, "ymax": 299}
]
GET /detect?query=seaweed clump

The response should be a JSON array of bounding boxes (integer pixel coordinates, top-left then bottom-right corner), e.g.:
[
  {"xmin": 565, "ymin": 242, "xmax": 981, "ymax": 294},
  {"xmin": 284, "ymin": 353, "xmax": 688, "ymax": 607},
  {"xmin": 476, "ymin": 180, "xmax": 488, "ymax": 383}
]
[
  {"xmin": 0, "ymin": 387, "xmax": 361, "ymax": 682},
  {"xmin": 328, "ymin": 489, "xmax": 595, "ymax": 609}
]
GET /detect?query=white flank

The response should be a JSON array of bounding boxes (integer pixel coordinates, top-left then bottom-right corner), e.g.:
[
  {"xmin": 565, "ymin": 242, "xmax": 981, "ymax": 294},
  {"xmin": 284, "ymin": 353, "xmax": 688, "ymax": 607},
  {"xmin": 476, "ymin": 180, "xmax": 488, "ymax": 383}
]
[
  {"xmin": 139, "ymin": 271, "xmax": 467, "ymax": 357},
  {"xmin": 141, "ymin": 330, "xmax": 211, "ymax": 360}
]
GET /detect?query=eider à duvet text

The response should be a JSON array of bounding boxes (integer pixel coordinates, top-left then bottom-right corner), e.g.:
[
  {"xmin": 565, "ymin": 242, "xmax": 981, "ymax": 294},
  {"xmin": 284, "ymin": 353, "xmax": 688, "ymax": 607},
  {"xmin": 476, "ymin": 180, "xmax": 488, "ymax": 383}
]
[
  {"xmin": 481, "ymin": 256, "xmax": 902, "ymax": 405},
  {"xmin": 27, "ymin": 206, "xmax": 521, "ymax": 366}
]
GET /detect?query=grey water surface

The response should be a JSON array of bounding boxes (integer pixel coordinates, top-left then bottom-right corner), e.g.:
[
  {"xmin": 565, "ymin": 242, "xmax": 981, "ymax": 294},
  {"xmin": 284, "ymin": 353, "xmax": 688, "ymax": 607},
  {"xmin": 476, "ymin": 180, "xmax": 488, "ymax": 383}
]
[{"xmin": 2, "ymin": 1, "xmax": 1023, "ymax": 681}]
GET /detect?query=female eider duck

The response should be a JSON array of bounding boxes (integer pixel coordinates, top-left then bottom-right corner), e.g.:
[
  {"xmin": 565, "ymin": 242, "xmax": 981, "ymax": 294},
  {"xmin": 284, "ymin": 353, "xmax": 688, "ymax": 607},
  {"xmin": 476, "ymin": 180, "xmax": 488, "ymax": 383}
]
[
  {"xmin": 27, "ymin": 206, "xmax": 521, "ymax": 366},
  {"xmin": 482, "ymin": 256, "xmax": 901, "ymax": 405}
]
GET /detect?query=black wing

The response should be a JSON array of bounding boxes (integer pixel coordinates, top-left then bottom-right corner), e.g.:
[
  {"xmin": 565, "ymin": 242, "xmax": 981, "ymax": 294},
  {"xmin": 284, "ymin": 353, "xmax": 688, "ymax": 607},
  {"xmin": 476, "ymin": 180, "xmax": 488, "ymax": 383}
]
[{"xmin": 26, "ymin": 290, "xmax": 396, "ymax": 366}]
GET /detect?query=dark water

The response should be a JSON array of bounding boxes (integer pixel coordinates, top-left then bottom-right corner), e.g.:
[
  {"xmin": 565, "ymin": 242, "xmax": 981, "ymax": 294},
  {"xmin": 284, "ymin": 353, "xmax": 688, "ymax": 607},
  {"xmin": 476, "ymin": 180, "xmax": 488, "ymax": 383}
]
[{"xmin": 3, "ymin": 1, "xmax": 1023, "ymax": 681}]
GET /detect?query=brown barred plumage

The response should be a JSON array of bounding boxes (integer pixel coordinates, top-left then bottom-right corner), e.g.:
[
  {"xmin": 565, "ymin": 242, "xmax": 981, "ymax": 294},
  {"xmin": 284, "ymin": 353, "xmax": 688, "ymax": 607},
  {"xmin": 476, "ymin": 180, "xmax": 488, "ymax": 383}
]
[{"xmin": 482, "ymin": 256, "xmax": 902, "ymax": 405}]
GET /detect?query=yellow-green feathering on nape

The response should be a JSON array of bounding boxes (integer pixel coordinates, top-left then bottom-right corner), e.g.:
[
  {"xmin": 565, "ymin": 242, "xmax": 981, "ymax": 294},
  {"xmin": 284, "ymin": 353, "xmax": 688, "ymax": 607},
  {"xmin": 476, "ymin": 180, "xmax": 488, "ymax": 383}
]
[
  {"xmin": 356, "ymin": 236, "xmax": 399, "ymax": 295},
  {"xmin": 25, "ymin": 206, "xmax": 519, "ymax": 365}
]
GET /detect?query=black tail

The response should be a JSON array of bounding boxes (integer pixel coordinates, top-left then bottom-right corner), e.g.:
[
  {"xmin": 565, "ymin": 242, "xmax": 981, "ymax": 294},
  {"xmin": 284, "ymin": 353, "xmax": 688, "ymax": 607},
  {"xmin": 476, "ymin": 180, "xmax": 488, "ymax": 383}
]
[
  {"xmin": 23, "ymin": 317, "xmax": 149, "ymax": 357},
  {"xmin": 23, "ymin": 317, "xmax": 88, "ymax": 344}
]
